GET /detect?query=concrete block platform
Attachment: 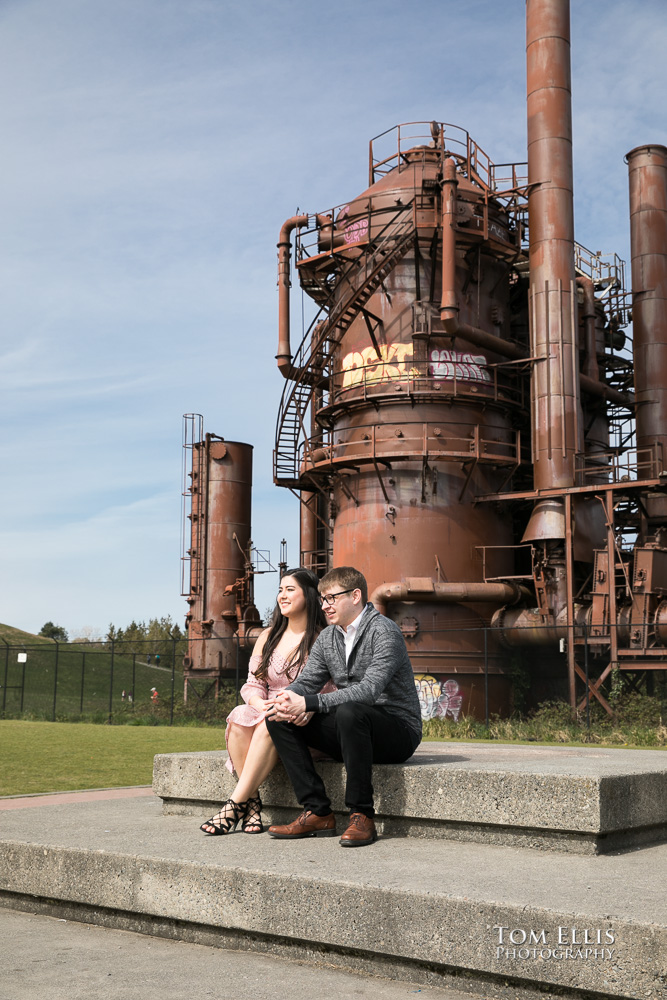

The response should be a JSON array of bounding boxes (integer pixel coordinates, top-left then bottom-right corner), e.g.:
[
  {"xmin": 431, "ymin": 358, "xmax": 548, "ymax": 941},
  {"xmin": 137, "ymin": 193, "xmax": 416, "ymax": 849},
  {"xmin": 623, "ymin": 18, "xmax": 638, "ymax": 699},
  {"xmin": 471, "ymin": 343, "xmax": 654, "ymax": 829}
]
[
  {"xmin": 153, "ymin": 741, "xmax": 667, "ymax": 855},
  {"xmin": 0, "ymin": 792, "xmax": 665, "ymax": 1000}
]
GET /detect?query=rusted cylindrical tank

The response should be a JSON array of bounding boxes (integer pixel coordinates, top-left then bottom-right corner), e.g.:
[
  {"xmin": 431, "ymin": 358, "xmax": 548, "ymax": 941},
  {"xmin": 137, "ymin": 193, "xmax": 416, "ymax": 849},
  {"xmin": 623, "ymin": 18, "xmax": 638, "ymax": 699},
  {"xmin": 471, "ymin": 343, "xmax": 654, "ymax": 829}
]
[
  {"xmin": 185, "ymin": 436, "xmax": 253, "ymax": 673},
  {"xmin": 627, "ymin": 143, "xmax": 667, "ymax": 521},
  {"xmin": 291, "ymin": 130, "xmax": 527, "ymax": 713}
]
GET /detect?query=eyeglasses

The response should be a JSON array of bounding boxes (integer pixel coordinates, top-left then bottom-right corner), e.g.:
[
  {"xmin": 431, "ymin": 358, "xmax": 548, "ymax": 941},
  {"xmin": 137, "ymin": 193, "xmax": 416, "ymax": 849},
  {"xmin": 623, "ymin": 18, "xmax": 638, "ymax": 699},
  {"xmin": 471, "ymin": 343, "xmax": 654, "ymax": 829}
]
[{"xmin": 319, "ymin": 588, "xmax": 356, "ymax": 606}]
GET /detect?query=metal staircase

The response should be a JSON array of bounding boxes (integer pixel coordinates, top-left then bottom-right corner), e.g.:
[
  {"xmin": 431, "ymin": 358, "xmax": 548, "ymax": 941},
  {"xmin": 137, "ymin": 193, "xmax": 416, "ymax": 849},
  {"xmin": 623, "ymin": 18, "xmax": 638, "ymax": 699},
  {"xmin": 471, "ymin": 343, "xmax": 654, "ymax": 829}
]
[{"xmin": 274, "ymin": 222, "xmax": 415, "ymax": 486}]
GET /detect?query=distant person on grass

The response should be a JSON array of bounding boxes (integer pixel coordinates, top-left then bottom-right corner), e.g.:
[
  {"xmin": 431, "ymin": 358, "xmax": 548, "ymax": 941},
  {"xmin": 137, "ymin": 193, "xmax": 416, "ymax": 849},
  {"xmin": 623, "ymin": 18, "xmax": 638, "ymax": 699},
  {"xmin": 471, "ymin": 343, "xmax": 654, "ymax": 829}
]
[
  {"xmin": 265, "ymin": 566, "xmax": 422, "ymax": 847},
  {"xmin": 200, "ymin": 567, "xmax": 330, "ymax": 836}
]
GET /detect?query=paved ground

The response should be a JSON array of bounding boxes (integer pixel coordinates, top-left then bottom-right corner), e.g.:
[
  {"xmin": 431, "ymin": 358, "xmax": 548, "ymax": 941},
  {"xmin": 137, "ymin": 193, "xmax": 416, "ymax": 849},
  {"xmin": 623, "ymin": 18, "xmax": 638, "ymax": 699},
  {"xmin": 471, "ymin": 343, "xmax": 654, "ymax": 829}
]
[
  {"xmin": 0, "ymin": 788, "xmax": 491, "ymax": 1000},
  {"xmin": 0, "ymin": 907, "xmax": 487, "ymax": 1000},
  {"xmin": 3, "ymin": 793, "xmax": 666, "ymax": 924},
  {"xmin": 1, "ymin": 784, "xmax": 665, "ymax": 999},
  {"xmin": 0, "ymin": 785, "xmax": 153, "ymax": 811}
]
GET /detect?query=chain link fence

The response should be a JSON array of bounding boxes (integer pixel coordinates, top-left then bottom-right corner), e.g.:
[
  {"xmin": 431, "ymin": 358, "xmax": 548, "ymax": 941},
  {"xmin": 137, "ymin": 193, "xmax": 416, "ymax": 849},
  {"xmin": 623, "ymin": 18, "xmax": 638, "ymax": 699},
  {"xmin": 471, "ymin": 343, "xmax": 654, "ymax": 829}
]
[
  {"xmin": 0, "ymin": 636, "xmax": 246, "ymax": 724},
  {"xmin": 2, "ymin": 627, "xmax": 662, "ymax": 726}
]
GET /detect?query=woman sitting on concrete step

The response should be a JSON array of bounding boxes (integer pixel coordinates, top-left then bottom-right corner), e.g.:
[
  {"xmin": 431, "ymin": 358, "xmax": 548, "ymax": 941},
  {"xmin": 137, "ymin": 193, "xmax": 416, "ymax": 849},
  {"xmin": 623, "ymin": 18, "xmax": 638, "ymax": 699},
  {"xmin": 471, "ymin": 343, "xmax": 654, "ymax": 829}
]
[{"xmin": 200, "ymin": 567, "xmax": 330, "ymax": 835}]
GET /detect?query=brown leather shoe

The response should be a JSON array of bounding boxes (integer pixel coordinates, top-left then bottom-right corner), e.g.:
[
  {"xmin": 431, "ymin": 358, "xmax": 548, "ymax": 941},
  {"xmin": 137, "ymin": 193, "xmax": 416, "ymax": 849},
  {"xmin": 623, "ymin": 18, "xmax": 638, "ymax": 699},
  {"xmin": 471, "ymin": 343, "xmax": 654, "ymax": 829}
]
[
  {"xmin": 268, "ymin": 810, "xmax": 336, "ymax": 839},
  {"xmin": 339, "ymin": 812, "xmax": 377, "ymax": 847}
]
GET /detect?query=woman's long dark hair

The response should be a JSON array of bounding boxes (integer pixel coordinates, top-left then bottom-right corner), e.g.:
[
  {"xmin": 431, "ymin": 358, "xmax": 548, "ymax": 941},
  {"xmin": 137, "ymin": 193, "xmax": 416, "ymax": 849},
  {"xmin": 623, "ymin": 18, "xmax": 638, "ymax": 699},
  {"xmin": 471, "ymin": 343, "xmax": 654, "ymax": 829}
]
[{"xmin": 256, "ymin": 567, "xmax": 326, "ymax": 682}]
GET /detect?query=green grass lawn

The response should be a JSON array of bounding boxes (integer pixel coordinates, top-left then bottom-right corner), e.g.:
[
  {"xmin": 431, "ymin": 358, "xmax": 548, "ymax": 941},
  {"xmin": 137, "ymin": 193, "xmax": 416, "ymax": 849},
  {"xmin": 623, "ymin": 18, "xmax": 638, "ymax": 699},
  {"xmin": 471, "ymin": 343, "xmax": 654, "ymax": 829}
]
[
  {"xmin": 2, "ymin": 715, "xmax": 665, "ymax": 799},
  {"xmin": 0, "ymin": 720, "xmax": 226, "ymax": 796}
]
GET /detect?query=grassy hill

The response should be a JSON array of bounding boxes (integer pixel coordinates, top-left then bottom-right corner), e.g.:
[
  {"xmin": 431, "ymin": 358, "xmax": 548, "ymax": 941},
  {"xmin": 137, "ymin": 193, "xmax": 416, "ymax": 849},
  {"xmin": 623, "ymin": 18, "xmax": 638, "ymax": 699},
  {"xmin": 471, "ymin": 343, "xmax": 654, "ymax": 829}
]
[
  {"xmin": 0, "ymin": 622, "xmax": 179, "ymax": 720},
  {"xmin": 0, "ymin": 623, "xmax": 55, "ymax": 645}
]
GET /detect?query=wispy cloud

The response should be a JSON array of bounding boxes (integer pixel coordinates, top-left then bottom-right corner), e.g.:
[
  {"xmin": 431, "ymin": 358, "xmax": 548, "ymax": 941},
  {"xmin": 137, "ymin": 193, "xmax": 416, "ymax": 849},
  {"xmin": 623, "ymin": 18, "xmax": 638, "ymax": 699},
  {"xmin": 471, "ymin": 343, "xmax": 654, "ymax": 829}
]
[{"xmin": 0, "ymin": 0, "xmax": 664, "ymax": 633}]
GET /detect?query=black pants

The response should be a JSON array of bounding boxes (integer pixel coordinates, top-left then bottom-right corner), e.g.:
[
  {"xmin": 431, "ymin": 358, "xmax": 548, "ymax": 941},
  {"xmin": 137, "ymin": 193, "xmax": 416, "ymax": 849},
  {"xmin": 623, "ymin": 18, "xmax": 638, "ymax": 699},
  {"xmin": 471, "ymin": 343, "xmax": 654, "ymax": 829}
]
[{"xmin": 266, "ymin": 702, "xmax": 416, "ymax": 818}]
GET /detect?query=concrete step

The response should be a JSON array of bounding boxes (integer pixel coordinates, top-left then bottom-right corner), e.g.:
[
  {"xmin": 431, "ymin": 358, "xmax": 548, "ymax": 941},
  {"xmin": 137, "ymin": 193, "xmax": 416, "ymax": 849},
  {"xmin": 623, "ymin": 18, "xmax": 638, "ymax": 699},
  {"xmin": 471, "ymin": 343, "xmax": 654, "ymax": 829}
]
[
  {"xmin": 0, "ymin": 793, "xmax": 664, "ymax": 1000},
  {"xmin": 153, "ymin": 741, "xmax": 667, "ymax": 855}
]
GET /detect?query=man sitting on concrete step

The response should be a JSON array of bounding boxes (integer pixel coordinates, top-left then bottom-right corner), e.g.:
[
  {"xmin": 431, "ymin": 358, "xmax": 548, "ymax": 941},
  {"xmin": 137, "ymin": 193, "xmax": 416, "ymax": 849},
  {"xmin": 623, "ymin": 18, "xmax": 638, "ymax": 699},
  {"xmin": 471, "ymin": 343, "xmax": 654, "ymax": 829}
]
[{"xmin": 265, "ymin": 565, "xmax": 422, "ymax": 847}]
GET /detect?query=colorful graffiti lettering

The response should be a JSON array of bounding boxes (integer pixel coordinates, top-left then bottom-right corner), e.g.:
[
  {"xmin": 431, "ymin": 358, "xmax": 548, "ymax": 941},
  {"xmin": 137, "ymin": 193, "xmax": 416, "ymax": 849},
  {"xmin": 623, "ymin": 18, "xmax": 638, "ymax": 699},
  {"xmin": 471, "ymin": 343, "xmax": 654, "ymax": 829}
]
[
  {"xmin": 429, "ymin": 349, "xmax": 491, "ymax": 383},
  {"xmin": 341, "ymin": 343, "xmax": 491, "ymax": 389},
  {"xmin": 342, "ymin": 344, "xmax": 412, "ymax": 389},
  {"xmin": 414, "ymin": 674, "xmax": 464, "ymax": 721},
  {"xmin": 341, "ymin": 342, "xmax": 414, "ymax": 388},
  {"xmin": 343, "ymin": 218, "xmax": 369, "ymax": 244}
]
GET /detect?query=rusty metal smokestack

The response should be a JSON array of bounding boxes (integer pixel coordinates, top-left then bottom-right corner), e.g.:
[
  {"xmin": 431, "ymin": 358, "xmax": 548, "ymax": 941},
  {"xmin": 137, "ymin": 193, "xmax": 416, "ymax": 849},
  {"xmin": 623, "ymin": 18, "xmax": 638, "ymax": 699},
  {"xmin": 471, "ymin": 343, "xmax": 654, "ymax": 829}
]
[
  {"xmin": 627, "ymin": 143, "xmax": 667, "ymax": 522},
  {"xmin": 524, "ymin": 0, "xmax": 580, "ymax": 546}
]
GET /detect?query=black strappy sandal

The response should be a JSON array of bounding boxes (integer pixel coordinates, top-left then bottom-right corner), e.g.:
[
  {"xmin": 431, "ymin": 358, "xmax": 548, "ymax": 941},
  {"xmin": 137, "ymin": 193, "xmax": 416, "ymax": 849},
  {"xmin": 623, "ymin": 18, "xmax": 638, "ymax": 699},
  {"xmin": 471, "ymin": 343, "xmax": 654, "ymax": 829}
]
[
  {"xmin": 200, "ymin": 798, "xmax": 246, "ymax": 836},
  {"xmin": 242, "ymin": 795, "xmax": 263, "ymax": 834}
]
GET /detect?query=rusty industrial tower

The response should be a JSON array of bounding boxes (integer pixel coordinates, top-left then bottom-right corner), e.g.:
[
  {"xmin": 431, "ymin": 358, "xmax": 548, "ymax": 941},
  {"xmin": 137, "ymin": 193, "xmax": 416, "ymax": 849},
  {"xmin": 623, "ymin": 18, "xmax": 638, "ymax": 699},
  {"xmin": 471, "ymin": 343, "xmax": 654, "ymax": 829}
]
[{"xmin": 183, "ymin": 0, "xmax": 667, "ymax": 718}]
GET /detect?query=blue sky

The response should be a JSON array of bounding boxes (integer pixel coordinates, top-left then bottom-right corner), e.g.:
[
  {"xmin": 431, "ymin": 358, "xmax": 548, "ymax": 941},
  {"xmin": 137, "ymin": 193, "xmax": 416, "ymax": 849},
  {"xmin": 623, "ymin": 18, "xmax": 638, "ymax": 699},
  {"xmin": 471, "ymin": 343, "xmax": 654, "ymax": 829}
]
[{"xmin": 1, "ymin": 0, "xmax": 665, "ymax": 638}]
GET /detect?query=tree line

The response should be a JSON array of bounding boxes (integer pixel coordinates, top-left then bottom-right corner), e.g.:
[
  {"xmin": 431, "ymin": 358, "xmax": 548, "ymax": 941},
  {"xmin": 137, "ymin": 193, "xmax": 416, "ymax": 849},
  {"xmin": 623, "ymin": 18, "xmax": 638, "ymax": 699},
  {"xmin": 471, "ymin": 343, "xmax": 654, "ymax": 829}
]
[
  {"xmin": 38, "ymin": 616, "xmax": 188, "ymax": 669},
  {"xmin": 106, "ymin": 617, "xmax": 187, "ymax": 665}
]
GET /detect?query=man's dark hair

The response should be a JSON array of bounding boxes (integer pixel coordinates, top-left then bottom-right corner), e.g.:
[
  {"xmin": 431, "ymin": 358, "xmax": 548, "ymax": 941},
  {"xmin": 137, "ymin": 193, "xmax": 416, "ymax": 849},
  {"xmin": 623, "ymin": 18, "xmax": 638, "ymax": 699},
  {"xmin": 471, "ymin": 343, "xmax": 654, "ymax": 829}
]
[{"xmin": 319, "ymin": 566, "xmax": 368, "ymax": 605}]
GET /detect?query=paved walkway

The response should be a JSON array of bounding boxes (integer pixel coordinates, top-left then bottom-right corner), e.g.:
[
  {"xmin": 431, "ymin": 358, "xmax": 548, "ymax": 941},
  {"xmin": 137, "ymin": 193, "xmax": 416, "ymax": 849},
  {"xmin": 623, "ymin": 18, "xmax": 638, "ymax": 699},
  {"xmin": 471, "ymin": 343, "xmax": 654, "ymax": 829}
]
[
  {"xmin": 0, "ymin": 786, "xmax": 490, "ymax": 998},
  {"xmin": 0, "ymin": 785, "xmax": 153, "ymax": 811},
  {"xmin": 2, "ymin": 777, "xmax": 665, "ymax": 998},
  {"xmin": 0, "ymin": 907, "xmax": 486, "ymax": 1000},
  {"xmin": 0, "ymin": 786, "xmax": 485, "ymax": 998}
]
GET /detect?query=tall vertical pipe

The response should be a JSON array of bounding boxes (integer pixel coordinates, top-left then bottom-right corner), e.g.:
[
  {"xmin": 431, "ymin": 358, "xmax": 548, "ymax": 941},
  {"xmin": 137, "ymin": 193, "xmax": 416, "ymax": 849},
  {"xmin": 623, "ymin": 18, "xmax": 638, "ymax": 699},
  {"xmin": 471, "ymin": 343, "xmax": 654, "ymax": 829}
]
[
  {"xmin": 525, "ymin": 0, "xmax": 580, "ymax": 501},
  {"xmin": 577, "ymin": 275, "xmax": 599, "ymax": 381},
  {"xmin": 300, "ymin": 491, "xmax": 318, "ymax": 571},
  {"xmin": 277, "ymin": 214, "xmax": 309, "ymax": 378},
  {"xmin": 627, "ymin": 144, "xmax": 667, "ymax": 520},
  {"xmin": 440, "ymin": 157, "xmax": 459, "ymax": 323}
]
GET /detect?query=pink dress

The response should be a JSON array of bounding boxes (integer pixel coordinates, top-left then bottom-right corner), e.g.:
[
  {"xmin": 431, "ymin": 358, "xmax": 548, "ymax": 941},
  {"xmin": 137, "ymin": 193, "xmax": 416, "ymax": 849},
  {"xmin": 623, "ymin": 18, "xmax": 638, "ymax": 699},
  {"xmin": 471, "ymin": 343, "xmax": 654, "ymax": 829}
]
[{"xmin": 225, "ymin": 650, "xmax": 334, "ymax": 773}]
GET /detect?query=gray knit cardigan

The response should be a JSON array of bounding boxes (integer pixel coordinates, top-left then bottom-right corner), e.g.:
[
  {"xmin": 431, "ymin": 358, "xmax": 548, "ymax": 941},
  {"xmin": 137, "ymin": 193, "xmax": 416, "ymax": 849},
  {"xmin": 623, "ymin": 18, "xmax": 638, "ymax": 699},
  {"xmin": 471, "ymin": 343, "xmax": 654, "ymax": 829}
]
[{"xmin": 288, "ymin": 603, "xmax": 422, "ymax": 746}]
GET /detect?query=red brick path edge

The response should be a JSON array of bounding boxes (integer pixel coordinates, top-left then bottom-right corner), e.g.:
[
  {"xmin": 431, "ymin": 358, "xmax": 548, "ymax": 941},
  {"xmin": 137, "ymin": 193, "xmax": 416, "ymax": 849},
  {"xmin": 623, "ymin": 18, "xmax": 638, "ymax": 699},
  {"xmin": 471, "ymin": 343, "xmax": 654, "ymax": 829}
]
[{"xmin": 0, "ymin": 786, "xmax": 154, "ymax": 810}]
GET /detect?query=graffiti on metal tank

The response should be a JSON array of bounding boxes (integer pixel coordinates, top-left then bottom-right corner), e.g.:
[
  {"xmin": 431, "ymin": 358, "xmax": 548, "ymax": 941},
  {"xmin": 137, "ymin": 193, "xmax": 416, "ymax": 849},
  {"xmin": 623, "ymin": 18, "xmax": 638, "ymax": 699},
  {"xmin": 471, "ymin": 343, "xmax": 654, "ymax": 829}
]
[
  {"xmin": 343, "ymin": 218, "xmax": 369, "ymax": 244},
  {"xmin": 341, "ymin": 342, "xmax": 416, "ymax": 388},
  {"xmin": 336, "ymin": 204, "xmax": 370, "ymax": 246},
  {"xmin": 341, "ymin": 343, "xmax": 491, "ymax": 389},
  {"xmin": 414, "ymin": 674, "xmax": 464, "ymax": 721},
  {"xmin": 429, "ymin": 349, "xmax": 491, "ymax": 383}
]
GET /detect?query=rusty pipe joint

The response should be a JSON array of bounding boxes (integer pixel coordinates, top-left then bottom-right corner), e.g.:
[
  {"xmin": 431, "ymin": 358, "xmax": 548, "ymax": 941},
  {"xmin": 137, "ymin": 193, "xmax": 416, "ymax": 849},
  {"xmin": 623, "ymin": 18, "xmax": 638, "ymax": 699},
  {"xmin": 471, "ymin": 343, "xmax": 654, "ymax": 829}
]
[
  {"xmin": 237, "ymin": 622, "xmax": 265, "ymax": 650},
  {"xmin": 277, "ymin": 214, "xmax": 309, "ymax": 379},
  {"xmin": 491, "ymin": 603, "xmax": 590, "ymax": 648},
  {"xmin": 370, "ymin": 578, "xmax": 530, "ymax": 617},
  {"xmin": 435, "ymin": 311, "xmax": 633, "ymax": 406}
]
